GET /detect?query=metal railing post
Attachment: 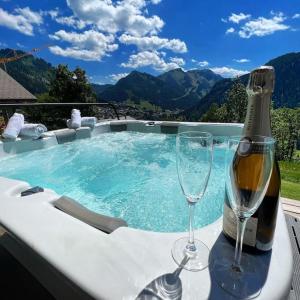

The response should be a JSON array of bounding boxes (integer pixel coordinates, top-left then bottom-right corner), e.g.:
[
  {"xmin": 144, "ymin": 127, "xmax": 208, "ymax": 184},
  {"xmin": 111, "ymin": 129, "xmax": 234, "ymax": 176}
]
[{"xmin": 109, "ymin": 103, "xmax": 120, "ymax": 120}]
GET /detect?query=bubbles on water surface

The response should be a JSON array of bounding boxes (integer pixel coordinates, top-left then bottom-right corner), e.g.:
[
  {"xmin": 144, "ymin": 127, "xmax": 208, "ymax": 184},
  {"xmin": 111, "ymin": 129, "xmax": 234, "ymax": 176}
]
[{"xmin": 0, "ymin": 132, "xmax": 225, "ymax": 232}]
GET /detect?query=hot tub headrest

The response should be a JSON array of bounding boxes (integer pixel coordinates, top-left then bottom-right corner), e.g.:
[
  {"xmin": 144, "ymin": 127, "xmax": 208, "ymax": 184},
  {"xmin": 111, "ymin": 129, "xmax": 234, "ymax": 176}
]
[
  {"xmin": 54, "ymin": 129, "xmax": 76, "ymax": 144},
  {"xmin": 53, "ymin": 196, "xmax": 128, "ymax": 233},
  {"xmin": 160, "ymin": 123, "xmax": 178, "ymax": 134},
  {"xmin": 110, "ymin": 123, "xmax": 127, "ymax": 132}
]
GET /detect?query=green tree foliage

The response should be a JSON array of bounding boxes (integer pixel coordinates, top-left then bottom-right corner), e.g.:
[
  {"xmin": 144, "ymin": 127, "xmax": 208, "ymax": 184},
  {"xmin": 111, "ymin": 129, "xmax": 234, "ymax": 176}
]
[
  {"xmin": 24, "ymin": 65, "xmax": 96, "ymax": 129},
  {"xmin": 201, "ymin": 103, "xmax": 220, "ymax": 122},
  {"xmin": 201, "ymin": 80, "xmax": 247, "ymax": 123},
  {"xmin": 271, "ymin": 108, "xmax": 300, "ymax": 161},
  {"xmin": 201, "ymin": 103, "xmax": 229, "ymax": 122},
  {"xmin": 224, "ymin": 80, "xmax": 247, "ymax": 123},
  {"xmin": 49, "ymin": 65, "xmax": 95, "ymax": 103},
  {"xmin": 202, "ymin": 81, "xmax": 300, "ymax": 162}
]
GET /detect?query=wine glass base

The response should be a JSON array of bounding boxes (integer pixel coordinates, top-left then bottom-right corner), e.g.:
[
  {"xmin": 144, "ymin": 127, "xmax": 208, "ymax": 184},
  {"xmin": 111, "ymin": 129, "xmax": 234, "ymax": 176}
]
[
  {"xmin": 211, "ymin": 251, "xmax": 262, "ymax": 299},
  {"xmin": 171, "ymin": 237, "xmax": 209, "ymax": 271}
]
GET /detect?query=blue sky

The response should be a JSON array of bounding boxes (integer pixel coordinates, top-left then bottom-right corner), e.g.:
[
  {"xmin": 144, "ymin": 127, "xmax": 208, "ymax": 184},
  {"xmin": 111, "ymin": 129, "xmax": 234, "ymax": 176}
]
[{"xmin": 0, "ymin": 0, "xmax": 299, "ymax": 84}]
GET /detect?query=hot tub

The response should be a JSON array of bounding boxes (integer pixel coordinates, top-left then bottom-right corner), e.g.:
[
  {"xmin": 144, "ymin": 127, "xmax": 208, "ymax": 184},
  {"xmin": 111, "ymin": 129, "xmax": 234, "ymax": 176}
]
[
  {"xmin": 0, "ymin": 123, "xmax": 232, "ymax": 233},
  {"xmin": 0, "ymin": 120, "xmax": 293, "ymax": 300}
]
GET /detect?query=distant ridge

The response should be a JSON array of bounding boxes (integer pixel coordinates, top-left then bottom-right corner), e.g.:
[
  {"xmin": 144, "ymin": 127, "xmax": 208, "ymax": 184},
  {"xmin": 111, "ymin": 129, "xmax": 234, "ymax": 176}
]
[
  {"xmin": 96, "ymin": 68, "xmax": 222, "ymax": 109},
  {"xmin": 0, "ymin": 48, "xmax": 299, "ymax": 114},
  {"xmin": 183, "ymin": 52, "xmax": 300, "ymax": 120}
]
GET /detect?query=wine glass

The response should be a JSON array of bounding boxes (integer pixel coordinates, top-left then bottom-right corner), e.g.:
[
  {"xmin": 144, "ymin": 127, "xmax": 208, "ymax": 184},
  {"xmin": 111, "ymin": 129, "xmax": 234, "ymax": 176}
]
[
  {"xmin": 172, "ymin": 131, "xmax": 213, "ymax": 271},
  {"xmin": 212, "ymin": 135, "xmax": 275, "ymax": 298}
]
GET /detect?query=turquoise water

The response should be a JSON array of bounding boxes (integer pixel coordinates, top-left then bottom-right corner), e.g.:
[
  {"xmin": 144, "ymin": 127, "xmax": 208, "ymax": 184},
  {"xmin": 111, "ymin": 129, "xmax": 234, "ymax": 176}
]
[{"xmin": 0, "ymin": 132, "xmax": 226, "ymax": 232}]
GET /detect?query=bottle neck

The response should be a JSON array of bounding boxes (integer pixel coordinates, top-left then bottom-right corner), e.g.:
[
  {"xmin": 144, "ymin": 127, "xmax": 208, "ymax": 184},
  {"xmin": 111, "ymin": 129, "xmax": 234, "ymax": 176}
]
[{"xmin": 243, "ymin": 92, "xmax": 272, "ymax": 137}]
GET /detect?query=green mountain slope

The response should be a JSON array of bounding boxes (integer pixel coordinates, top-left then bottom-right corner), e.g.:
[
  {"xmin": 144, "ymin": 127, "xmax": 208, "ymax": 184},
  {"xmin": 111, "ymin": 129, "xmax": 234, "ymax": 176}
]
[
  {"xmin": 98, "ymin": 68, "xmax": 222, "ymax": 109},
  {"xmin": 1, "ymin": 48, "xmax": 298, "ymax": 114},
  {"xmin": 99, "ymin": 71, "xmax": 169, "ymax": 105},
  {"xmin": 0, "ymin": 48, "xmax": 55, "ymax": 95},
  {"xmin": 184, "ymin": 52, "xmax": 300, "ymax": 120},
  {"xmin": 91, "ymin": 83, "xmax": 113, "ymax": 96},
  {"xmin": 183, "ymin": 78, "xmax": 234, "ymax": 120},
  {"xmin": 267, "ymin": 52, "xmax": 300, "ymax": 108}
]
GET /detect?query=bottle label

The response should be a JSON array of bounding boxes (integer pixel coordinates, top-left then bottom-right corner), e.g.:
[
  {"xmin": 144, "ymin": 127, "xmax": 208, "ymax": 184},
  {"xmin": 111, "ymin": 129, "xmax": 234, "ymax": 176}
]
[{"xmin": 223, "ymin": 203, "xmax": 258, "ymax": 247}]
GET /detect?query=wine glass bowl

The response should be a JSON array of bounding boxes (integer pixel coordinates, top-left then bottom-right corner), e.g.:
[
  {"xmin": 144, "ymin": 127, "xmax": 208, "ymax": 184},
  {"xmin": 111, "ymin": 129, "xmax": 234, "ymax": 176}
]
[
  {"xmin": 176, "ymin": 133, "xmax": 213, "ymax": 202},
  {"xmin": 172, "ymin": 131, "xmax": 213, "ymax": 271},
  {"xmin": 212, "ymin": 135, "xmax": 275, "ymax": 298}
]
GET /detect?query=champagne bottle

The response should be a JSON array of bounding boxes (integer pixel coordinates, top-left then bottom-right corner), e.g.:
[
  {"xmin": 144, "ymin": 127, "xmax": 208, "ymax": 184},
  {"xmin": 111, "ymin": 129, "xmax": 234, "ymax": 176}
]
[{"xmin": 222, "ymin": 66, "xmax": 281, "ymax": 252}]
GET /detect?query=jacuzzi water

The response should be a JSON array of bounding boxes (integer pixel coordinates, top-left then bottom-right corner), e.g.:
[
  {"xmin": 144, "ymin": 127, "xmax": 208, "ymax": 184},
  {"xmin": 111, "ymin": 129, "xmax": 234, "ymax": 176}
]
[{"xmin": 0, "ymin": 132, "xmax": 226, "ymax": 232}]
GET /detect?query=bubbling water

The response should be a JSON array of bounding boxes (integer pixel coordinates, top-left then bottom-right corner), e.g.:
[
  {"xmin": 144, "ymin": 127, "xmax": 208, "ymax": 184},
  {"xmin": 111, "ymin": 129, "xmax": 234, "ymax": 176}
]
[{"xmin": 0, "ymin": 131, "xmax": 225, "ymax": 232}]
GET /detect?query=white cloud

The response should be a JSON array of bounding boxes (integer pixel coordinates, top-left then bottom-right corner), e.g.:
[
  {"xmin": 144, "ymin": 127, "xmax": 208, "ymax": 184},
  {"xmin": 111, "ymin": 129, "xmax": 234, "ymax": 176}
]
[
  {"xmin": 151, "ymin": 0, "xmax": 162, "ymax": 4},
  {"xmin": 210, "ymin": 67, "xmax": 248, "ymax": 78},
  {"xmin": 228, "ymin": 13, "xmax": 251, "ymax": 24},
  {"xmin": 226, "ymin": 27, "xmax": 235, "ymax": 34},
  {"xmin": 292, "ymin": 13, "xmax": 300, "ymax": 19},
  {"xmin": 44, "ymin": 8, "xmax": 87, "ymax": 29},
  {"xmin": 191, "ymin": 59, "xmax": 209, "ymax": 67},
  {"xmin": 239, "ymin": 12, "xmax": 289, "ymax": 38},
  {"xmin": 169, "ymin": 57, "xmax": 185, "ymax": 66},
  {"xmin": 198, "ymin": 60, "xmax": 209, "ymax": 67},
  {"xmin": 0, "ymin": 7, "xmax": 43, "ymax": 36},
  {"xmin": 66, "ymin": 0, "xmax": 164, "ymax": 36},
  {"xmin": 15, "ymin": 7, "xmax": 43, "ymax": 24},
  {"xmin": 233, "ymin": 58, "xmax": 250, "ymax": 63},
  {"xmin": 16, "ymin": 42, "xmax": 25, "ymax": 48},
  {"xmin": 49, "ymin": 46, "xmax": 106, "ymax": 61},
  {"xmin": 46, "ymin": 9, "xmax": 59, "ymax": 19},
  {"xmin": 119, "ymin": 34, "xmax": 187, "ymax": 52},
  {"xmin": 109, "ymin": 72, "xmax": 129, "ymax": 81},
  {"xmin": 46, "ymin": 0, "xmax": 186, "ymax": 69},
  {"xmin": 0, "ymin": 42, "xmax": 8, "ymax": 47},
  {"xmin": 55, "ymin": 16, "xmax": 87, "ymax": 29},
  {"xmin": 121, "ymin": 51, "xmax": 185, "ymax": 72},
  {"xmin": 49, "ymin": 30, "xmax": 118, "ymax": 61}
]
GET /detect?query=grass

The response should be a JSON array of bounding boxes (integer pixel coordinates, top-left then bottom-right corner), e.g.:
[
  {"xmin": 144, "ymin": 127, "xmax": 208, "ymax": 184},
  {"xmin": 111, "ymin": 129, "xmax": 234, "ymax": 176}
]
[
  {"xmin": 281, "ymin": 180, "xmax": 300, "ymax": 200},
  {"xmin": 279, "ymin": 160, "xmax": 300, "ymax": 200}
]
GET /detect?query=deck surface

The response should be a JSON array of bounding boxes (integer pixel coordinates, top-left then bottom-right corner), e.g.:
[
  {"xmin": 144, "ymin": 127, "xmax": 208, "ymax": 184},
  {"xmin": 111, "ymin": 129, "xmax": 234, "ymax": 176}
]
[
  {"xmin": 286, "ymin": 214, "xmax": 300, "ymax": 300},
  {"xmin": 282, "ymin": 198, "xmax": 300, "ymax": 219}
]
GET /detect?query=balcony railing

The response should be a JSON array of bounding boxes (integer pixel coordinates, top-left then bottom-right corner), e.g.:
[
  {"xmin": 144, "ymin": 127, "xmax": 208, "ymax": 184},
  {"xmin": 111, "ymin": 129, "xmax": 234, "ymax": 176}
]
[{"xmin": 0, "ymin": 102, "xmax": 120, "ymax": 122}]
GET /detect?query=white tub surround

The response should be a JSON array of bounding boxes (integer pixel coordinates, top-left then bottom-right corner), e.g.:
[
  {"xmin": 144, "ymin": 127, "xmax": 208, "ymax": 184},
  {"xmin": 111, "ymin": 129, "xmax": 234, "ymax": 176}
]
[
  {"xmin": 0, "ymin": 177, "xmax": 293, "ymax": 300},
  {"xmin": 0, "ymin": 134, "xmax": 58, "ymax": 157},
  {"xmin": 0, "ymin": 121, "xmax": 243, "ymax": 156}
]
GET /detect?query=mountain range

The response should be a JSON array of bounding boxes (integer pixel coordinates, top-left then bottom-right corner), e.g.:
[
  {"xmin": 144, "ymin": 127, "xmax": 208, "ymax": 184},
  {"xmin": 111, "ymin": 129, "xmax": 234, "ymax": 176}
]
[
  {"xmin": 95, "ymin": 52, "xmax": 300, "ymax": 116},
  {"xmin": 0, "ymin": 48, "xmax": 299, "ymax": 119},
  {"xmin": 184, "ymin": 52, "xmax": 300, "ymax": 120},
  {"xmin": 98, "ymin": 68, "xmax": 223, "ymax": 109}
]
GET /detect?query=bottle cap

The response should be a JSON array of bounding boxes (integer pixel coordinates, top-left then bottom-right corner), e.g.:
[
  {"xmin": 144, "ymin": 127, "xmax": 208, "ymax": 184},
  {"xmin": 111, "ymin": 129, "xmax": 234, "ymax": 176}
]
[{"xmin": 247, "ymin": 66, "xmax": 275, "ymax": 95}]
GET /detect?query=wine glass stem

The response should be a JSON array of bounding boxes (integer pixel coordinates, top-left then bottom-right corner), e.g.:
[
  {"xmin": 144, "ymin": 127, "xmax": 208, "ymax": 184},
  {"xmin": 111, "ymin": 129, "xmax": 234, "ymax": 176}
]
[
  {"xmin": 233, "ymin": 216, "xmax": 248, "ymax": 272},
  {"xmin": 187, "ymin": 202, "xmax": 196, "ymax": 252}
]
